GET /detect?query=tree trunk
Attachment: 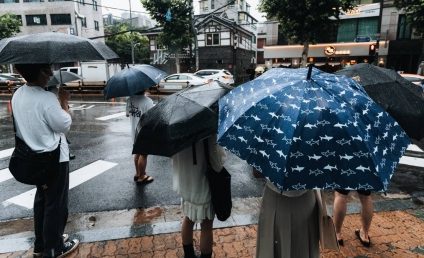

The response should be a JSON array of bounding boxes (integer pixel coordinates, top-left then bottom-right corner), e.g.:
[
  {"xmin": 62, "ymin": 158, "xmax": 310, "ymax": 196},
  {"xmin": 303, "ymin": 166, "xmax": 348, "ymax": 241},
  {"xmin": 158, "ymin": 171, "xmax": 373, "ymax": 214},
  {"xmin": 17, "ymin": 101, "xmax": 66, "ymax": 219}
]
[{"xmin": 301, "ymin": 41, "xmax": 309, "ymax": 67}]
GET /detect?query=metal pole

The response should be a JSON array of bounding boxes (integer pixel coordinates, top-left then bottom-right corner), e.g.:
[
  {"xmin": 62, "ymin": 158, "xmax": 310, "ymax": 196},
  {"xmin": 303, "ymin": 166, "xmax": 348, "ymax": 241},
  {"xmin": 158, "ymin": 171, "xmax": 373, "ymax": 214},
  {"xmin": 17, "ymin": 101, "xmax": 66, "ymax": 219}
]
[
  {"xmin": 375, "ymin": 0, "xmax": 384, "ymax": 65},
  {"xmin": 129, "ymin": 0, "xmax": 135, "ymax": 65}
]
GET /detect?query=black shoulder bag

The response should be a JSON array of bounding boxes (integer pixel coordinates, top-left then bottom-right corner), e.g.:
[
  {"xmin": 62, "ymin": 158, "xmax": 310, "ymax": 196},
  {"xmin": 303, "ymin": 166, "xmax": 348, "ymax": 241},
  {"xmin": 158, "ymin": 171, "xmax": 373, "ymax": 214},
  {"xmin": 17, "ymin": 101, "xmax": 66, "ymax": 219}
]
[
  {"xmin": 203, "ymin": 139, "xmax": 232, "ymax": 221},
  {"xmin": 9, "ymin": 106, "xmax": 60, "ymax": 186}
]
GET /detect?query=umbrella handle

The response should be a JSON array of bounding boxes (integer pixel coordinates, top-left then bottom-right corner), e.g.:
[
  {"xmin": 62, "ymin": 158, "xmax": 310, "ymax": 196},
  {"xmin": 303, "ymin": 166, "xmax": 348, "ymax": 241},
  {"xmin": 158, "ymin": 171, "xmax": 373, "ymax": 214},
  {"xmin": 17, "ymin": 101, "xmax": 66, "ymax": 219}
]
[{"xmin": 307, "ymin": 64, "xmax": 313, "ymax": 80}]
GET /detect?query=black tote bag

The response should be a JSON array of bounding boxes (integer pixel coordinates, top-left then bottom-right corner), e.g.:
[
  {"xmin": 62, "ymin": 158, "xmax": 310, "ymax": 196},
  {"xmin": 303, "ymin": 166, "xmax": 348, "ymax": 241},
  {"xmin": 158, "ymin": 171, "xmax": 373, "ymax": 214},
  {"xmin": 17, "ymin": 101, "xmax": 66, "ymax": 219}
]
[{"xmin": 203, "ymin": 139, "xmax": 232, "ymax": 221}]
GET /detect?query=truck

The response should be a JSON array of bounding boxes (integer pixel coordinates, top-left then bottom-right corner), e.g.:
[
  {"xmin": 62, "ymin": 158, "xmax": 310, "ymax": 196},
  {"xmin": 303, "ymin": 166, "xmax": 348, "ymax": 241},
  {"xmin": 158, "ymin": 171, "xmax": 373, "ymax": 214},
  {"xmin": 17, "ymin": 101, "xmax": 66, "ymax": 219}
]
[{"xmin": 60, "ymin": 61, "xmax": 122, "ymax": 87}]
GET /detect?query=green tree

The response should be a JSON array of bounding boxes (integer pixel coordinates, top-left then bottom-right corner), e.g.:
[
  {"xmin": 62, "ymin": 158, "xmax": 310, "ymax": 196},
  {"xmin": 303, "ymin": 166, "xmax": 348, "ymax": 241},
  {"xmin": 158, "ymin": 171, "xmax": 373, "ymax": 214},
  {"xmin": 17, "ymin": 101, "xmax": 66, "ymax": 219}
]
[
  {"xmin": 141, "ymin": 0, "xmax": 193, "ymax": 72},
  {"xmin": 0, "ymin": 13, "xmax": 21, "ymax": 40},
  {"xmin": 259, "ymin": 0, "xmax": 355, "ymax": 67},
  {"xmin": 394, "ymin": 0, "xmax": 424, "ymax": 36},
  {"xmin": 104, "ymin": 23, "xmax": 149, "ymax": 65}
]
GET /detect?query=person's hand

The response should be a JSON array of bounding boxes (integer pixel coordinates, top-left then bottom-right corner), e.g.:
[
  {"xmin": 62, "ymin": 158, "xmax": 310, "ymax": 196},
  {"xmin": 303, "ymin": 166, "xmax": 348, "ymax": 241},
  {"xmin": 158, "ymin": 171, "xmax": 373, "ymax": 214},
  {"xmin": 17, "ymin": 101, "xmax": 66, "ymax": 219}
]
[{"xmin": 58, "ymin": 87, "xmax": 70, "ymax": 112}]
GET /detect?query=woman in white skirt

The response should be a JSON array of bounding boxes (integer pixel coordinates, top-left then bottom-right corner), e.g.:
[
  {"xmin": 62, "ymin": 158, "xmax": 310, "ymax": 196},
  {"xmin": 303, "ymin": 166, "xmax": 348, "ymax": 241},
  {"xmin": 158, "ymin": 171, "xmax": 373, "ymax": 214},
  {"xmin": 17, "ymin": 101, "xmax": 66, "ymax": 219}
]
[
  {"xmin": 256, "ymin": 182, "xmax": 319, "ymax": 258},
  {"xmin": 172, "ymin": 136, "xmax": 226, "ymax": 258}
]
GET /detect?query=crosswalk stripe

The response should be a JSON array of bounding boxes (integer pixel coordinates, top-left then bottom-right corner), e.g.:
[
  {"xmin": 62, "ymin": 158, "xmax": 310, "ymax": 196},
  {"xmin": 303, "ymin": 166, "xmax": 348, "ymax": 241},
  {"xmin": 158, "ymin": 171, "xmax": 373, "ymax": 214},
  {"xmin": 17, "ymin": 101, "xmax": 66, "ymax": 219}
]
[
  {"xmin": 0, "ymin": 148, "xmax": 14, "ymax": 159},
  {"xmin": 2, "ymin": 160, "xmax": 117, "ymax": 209},
  {"xmin": 96, "ymin": 112, "xmax": 126, "ymax": 121},
  {"xmin": 399, "ymin": 155, "xmax": 424, "ymax": 168},
  {"xmin": 0, "ymin": 168, "xmax": 13, "ymax": 183},
  {"xmin": 407, "ymin": 144, "xmax": 423, "ymax": 152}
]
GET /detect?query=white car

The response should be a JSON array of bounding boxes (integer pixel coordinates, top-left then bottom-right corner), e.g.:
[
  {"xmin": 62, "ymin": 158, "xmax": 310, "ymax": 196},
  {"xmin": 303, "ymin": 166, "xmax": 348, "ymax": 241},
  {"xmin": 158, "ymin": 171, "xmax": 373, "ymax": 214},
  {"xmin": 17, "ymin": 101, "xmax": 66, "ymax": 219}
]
[
  {"xmin": 194, "ymin": 69, "xmax": 234, "ymax": 85},
  {"xmin": 158, "ymin": 73, "xmax": 210, "ymax": 93},
  {"xmin": 399, "ymin": 73, "xmax": 424, "ymax": 87}
]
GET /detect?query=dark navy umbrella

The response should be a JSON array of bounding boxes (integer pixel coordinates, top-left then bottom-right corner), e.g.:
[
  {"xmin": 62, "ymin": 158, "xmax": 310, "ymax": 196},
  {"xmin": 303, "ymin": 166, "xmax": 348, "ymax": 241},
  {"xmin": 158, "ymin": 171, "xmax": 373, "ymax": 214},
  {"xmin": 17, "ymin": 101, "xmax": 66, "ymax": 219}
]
[
  {"xmin": 104, "ymin": 64, "xmax": 167, "ymax": 99},
  {"xmin": 218, "ymin": 67, "xmax": 410, "ymax": 192}
]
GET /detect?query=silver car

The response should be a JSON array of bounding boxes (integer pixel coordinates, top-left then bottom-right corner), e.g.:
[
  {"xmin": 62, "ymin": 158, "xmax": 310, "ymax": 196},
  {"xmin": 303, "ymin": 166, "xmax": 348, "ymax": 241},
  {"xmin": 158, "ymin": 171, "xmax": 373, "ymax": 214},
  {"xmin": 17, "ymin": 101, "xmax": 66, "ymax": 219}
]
[{"xmin": 158, "ymin": 73, "xmax": 210, "ymax": 93}]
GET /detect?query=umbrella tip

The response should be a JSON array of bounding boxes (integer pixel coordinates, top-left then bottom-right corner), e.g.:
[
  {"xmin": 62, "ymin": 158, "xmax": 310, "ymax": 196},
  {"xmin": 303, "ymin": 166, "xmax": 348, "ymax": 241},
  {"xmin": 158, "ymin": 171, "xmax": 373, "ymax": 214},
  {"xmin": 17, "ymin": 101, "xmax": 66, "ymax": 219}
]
[{"xmin": 307, "ymin": 64, "xmax": 313, "ymax": 80}]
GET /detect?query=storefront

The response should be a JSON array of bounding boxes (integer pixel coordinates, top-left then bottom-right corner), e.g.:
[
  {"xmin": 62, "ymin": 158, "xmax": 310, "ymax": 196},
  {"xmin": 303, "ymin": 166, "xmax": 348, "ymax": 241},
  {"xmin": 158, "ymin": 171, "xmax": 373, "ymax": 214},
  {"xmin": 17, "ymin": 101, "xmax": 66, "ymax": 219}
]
[{"xmin": 263, "ymin": 41, "xmax": 389, "ymax": 72}]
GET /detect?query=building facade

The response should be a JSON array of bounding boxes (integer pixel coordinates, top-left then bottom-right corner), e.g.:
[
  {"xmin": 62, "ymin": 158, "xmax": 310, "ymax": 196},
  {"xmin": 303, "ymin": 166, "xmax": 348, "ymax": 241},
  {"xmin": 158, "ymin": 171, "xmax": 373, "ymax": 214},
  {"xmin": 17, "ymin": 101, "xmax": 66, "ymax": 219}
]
[{"xmin": 0, "ymin": 0, "xmax": 104, "ymax": 41}]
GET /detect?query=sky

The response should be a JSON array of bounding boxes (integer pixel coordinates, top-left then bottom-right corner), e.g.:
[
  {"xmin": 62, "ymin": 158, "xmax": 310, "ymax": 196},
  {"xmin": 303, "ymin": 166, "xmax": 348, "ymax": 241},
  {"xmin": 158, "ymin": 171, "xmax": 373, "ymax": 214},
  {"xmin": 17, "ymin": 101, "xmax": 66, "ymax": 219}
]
[{"xmin": 101, "ymin": 0, "xmax": 267, "ymax": 22}]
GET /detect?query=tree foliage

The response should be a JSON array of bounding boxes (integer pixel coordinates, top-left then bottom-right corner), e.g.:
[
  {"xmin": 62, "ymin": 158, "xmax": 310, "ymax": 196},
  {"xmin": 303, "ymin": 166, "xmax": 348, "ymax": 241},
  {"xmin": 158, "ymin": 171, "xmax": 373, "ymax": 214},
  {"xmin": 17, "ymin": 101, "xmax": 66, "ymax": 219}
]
[
  {"xmin": 141, "ymin": 0, "xmax": 193, "ymax": 52},
  {"xmin": 0, "ymin": 13, "xmax": 21, "ymax": 40},
  {"xmin": 394, "ymin": 0, "xmax": 424, "ymax": 35},
  {"xmin": 104, "ymin": 23, "xmax": 149, "ymax": 65},
  {"xmin": 259, "ymin": 0, "xmax": 355, "ymax": 66}
]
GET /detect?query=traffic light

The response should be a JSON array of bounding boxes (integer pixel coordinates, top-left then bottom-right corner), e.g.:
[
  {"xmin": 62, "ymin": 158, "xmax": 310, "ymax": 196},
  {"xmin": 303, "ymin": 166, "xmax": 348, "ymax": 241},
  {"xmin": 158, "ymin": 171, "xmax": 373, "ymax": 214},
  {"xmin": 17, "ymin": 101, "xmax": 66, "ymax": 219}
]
[{"xmin": 369, "ymin": 44, "xmax": 376, "ymax": 56}]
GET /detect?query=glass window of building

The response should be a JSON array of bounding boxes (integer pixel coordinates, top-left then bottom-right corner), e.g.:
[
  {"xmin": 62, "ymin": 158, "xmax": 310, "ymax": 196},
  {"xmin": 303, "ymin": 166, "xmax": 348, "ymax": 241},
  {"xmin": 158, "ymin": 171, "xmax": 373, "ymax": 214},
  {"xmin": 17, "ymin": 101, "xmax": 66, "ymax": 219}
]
[
  {"xmin": 397, "ymin": 15, "xmax": 412, "ymax": 39},
  {"xmin": 0, "ymin": 0, "xmax": 19, "ymax": 3},
  {"xmin": 94, "ymin": 20, "xmax": 99, "ymax": 31},
  {"xmin": 206, "ymin": 33, "xmax": 220, "ymax": 46},
  {"xmin": 211, "ymin": 0, "xmax": 214, "ymax": 9},
  {"xmin": 23, "ymin": 0, "xmax": 44, "ymax": 2},
  {"xmin": 92, "ymin": 0, "xmax": 97, "ymax": 10},
  {"xmin": 82, "ymin": 17, "xmax": 87, "ymax": 28},
  {"xmin": 51, "ymin": 14, "xmax": 71, "ymax": 25},
  {"xmin": 337, "ymin": 17, "xmax": 378, "ymax": 42},
  {"xmin": 26, "ymin": 14, "xmax": 47, "ymax": 25}
]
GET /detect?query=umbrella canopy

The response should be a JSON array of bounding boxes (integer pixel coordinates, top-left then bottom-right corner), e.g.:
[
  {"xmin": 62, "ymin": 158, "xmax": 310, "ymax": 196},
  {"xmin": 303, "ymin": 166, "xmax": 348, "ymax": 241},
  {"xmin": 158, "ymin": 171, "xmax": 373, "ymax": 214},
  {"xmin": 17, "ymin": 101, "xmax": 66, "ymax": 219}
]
[
  {"xmin": 336, "ymin": 63, "xmax": 424, "ymax": 149},
  {"xmin": 0, "ymin": 32, "xmax": 118, "ymax": 64},
  {"xmin": 47, "ymin": 70, "xmax": 83, "ymax": 87},
  {"xmin": 104, "ymin": 64, "xmax": 167, "ymax": 99},
  {"xmin": 133, "ymin": 81, "xmax": 231, "ymax": 157},
  {"xmin": 218, "ymin": 67, "xmax": 410, "ymax": 192}
]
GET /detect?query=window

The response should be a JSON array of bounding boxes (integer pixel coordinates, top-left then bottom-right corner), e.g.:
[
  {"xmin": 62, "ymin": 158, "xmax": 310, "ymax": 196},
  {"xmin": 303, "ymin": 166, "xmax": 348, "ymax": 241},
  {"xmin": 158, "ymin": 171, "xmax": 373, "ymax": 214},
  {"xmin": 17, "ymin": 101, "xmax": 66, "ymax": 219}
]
[
  {"xmin": 337, "ymin": 17, "xmax": 378, "ymax": 42},
  {"xmin": 94, "ymin": 20, "xmax": 99, "ymax": 31},
  {"xmin": 92, "ymin": 0, "xmax": 97, "ymax": 10},
  {"xmin": 26, "ymin": 14, "xmax": 47, "ymax": 25},
  {"xmin": 79, "ymin": 0, "xmax": 84, "ymax": 4},
  {"xmin": 211, "ymin": 0, "xmax": 214, "ymax": 9},
  {"xmin": 397, "ymin": 15, "xmax": 411, "ymax": 40},
  {"xmin": 206, "ymin": 33, "xmax": 219, "ymax": 46},
  {"xmin": 48, "ymin": 0, "xmax": 71, "ymax": 1},
  {"xmin": 0, "ymin": 0, "xmax": 19, "ymax": 3},
  {"xmin": 23, "ymin": 0, "xmax": 43, "ymax": 2},
  {"xmin": 82, "ymin": 17, "xmax": 87, "ymax": 27},
  {"xmin": 51, "ymin": 14, "xmax": 71, "ymax": 25}
]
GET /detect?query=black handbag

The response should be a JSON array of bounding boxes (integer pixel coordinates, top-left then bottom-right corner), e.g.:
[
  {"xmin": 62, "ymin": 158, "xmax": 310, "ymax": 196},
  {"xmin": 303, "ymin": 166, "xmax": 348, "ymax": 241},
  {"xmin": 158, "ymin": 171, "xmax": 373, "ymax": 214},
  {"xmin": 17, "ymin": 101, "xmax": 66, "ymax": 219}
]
[
  {"xmin": 9, "ymin": 111, "xmax": 60, "ymax": 186},
  {"xmin": 203, "ymin": 139, "xmax": 232, "ymax": 221}
]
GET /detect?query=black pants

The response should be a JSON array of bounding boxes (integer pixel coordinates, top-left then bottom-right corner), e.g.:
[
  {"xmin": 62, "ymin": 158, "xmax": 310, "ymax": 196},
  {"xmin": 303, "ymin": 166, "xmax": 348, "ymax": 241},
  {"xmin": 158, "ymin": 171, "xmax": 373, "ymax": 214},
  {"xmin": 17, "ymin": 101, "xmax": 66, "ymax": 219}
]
[{"xmin": 33, "ymin": 162, "xmax": 69, "ymax": 256}]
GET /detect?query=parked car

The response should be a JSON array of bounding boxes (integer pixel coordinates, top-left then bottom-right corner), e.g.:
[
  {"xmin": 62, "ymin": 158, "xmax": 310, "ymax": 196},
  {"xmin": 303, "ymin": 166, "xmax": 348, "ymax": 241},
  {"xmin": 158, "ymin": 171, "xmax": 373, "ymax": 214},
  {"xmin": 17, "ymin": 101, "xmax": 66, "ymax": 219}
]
[
  {"xmin": 0, "ymin": 74, "xmax": 25, "ymax": 87},
  {"xmin": 158, "ymin": 73, "xmax": 210, "ymax": 93},
  {"xmin": 399, "ymin": 73, "xmax": 424, "ymax": 87},
  {"xmin": 194, "ymin": 69, "xmax": 234, "ymax": 85},
  {"xmin": 0, "ymin": 73, "xmax": 26, "ymax": 84}
]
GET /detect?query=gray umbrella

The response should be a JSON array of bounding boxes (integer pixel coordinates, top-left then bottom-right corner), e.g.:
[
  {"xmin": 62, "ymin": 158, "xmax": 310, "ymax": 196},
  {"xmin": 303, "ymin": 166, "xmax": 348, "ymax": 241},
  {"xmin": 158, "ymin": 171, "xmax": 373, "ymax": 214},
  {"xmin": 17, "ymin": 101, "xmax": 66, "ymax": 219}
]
[
  {"xmin": 0, "ymin": 32, "xmax": 119, "ymax": 64},
  {"xmin": 47, "ymin": 70, "xmax": 83, "ymax": 87}
]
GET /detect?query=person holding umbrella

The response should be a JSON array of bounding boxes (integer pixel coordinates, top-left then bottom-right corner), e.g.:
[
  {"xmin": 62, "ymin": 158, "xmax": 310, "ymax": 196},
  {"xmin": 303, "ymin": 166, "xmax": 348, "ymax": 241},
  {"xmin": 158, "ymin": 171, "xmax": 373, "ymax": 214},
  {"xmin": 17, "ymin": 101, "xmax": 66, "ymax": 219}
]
[
  {"xmin": 172, "ymin": 136, "xmax": 226, "ymax": 258},
  {"xmin": 126, "ymin": 90, "xmax": 154, "ymax": 184},
  {"xmin": 12, "ymin": 63, "xmax": 79, "ymax": 257}
]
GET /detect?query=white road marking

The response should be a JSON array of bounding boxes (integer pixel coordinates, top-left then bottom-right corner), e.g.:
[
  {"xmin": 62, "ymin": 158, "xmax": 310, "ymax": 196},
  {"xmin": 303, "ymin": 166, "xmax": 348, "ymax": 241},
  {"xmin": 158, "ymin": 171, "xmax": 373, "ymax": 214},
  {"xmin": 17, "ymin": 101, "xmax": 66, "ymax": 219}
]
[
  {"xmin": 96, "ymin": 112, "xmax": 126, "ymax": 121},
  {"xmin": 0, "ymin": 148, "xmax": 14, "ymax": 159},
  {"xmin": 399, "ymin": 156, "xmax": 424, "ymax": 168},
  {"xmin": 0, "ymin": 168, "xmax": 13, "ymax": 183},
  {"xmin": 2, "ymin": 160, "xmax": 117, "ymax": 209},
  {"xmin": 71, "ymin": 104, "xmax": 95, "ymax": 110},
  {"xmin": 407, "ymin": 145, "xmax": 423, "ymax": 152}
]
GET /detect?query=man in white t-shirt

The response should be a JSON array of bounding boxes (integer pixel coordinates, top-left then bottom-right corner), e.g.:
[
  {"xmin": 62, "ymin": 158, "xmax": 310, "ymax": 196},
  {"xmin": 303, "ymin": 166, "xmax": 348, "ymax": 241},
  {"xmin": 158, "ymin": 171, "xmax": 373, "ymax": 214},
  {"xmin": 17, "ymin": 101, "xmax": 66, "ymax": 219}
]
[
  {"xmin": 12, "ymin": 64, "xmax": 79, "ymax": 258},
  {"xmin": 126, "ymin": 91, "xmax": 154, "ymax": 184}
]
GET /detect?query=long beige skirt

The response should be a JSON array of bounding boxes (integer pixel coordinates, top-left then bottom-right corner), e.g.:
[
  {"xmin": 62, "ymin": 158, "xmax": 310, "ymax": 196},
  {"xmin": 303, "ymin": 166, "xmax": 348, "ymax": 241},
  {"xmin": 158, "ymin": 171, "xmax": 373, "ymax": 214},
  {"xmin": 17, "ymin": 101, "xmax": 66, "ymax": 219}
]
[{"xmin": 256, "ymin": 185, "xmax": 319, "ymax": 258}]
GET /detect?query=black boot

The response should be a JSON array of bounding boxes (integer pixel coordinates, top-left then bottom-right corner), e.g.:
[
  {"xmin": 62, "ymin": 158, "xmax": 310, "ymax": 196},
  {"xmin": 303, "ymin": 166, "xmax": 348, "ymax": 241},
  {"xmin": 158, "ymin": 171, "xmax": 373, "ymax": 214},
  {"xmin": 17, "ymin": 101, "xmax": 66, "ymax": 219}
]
[
  {"xmin": 200, "ymin": 253, "xmax": 212, "ymax": 258},
  {"xmin": 183, "ymin": 244, "xmax": 196, "ymax": 258}
]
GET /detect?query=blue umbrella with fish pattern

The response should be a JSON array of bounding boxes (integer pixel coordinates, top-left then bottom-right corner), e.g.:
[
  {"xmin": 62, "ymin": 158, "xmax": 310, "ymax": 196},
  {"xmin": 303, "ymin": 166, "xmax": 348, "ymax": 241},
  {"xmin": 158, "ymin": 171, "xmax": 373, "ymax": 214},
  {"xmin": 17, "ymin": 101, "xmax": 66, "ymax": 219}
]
[{"xmin": 218, "ymin": 67, "xmax": 410, "ymax": 192}]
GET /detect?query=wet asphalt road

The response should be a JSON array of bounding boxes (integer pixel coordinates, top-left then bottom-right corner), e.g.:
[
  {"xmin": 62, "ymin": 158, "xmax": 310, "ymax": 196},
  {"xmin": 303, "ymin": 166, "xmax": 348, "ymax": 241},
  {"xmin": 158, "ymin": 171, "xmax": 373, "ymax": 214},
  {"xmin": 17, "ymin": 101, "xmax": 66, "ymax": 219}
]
[{"xmin": 0, "ymin": 96, "xmax": 264, "ymax": 221}]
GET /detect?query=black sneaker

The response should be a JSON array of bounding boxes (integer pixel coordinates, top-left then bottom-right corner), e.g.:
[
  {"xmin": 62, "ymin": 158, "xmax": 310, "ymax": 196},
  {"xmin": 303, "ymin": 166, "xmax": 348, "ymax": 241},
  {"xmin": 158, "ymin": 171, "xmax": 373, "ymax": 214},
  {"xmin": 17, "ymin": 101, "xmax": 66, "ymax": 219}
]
[
  {"xmin": 56, "ymin": 239, "xmax": 79, "ymax": 258},
  {"xmin": 33, "ymin": 234, "xmax": 70, "ymax": 257}
]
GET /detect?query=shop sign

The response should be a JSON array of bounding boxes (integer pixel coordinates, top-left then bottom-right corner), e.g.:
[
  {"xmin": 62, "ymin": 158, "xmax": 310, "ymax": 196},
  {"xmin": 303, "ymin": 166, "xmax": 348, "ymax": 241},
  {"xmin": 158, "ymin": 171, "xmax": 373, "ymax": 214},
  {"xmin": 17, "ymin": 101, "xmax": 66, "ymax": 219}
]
[{"xmin": 324, "ymin": 46, "xmax": 336, "ymax": 56}]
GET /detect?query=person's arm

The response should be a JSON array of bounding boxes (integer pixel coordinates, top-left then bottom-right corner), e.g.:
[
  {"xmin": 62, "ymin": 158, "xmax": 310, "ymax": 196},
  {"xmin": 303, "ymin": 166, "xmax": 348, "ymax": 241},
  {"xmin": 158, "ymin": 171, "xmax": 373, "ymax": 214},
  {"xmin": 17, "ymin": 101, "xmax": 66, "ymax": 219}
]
[
  {"xmin": 44, "ymin": 93, "xmax": 72, "ymax": 134},
  {"xmin": 126, "ymin": 97, "xmax": 130, "ymax": 117},
  {"xmin": 207, "ymin": 135, "xmax": 226, "ymax": 172}
]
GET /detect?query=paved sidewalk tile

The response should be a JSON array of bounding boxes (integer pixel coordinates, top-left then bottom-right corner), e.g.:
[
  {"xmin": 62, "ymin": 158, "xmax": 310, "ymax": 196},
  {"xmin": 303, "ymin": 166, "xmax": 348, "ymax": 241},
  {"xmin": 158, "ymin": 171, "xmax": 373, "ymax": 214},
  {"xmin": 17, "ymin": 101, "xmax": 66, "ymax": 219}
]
[{"xmin": 1, "ymin": 211, "xmax": 423, "ymax": 257}]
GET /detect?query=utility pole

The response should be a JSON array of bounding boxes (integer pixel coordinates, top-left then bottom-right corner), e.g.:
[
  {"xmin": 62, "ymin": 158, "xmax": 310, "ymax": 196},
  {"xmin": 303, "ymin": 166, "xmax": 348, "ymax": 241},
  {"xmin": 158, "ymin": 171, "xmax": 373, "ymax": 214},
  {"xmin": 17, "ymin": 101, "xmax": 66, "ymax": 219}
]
[
  {"xmin": 129, "ymin": 0, "xmax": 135, "ymax": 65},
  {"xmin": 375, "ymin": 0, "xmax": 384, "ymax": 66}
]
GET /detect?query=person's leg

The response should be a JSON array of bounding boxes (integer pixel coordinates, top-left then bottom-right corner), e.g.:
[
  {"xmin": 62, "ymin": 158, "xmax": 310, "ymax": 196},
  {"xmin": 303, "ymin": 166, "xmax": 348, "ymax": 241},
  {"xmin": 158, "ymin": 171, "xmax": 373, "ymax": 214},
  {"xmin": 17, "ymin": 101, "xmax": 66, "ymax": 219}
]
[
  {"xmin": 137, "ymin": 154, "xmax": 148, "ymax": 178},
  {"xmin": 133, "ymin": 154, "xmax": 140, "ymax": 180},
  {"xmin": 358, "ymin": 192, "xmax": 373, "ymax": 242},
  {"xmin": 33, "ymin": 186, "xmax": 45, "ymax": 255},
  {"xmin": 181, "ymin": 216, "xmax": 196, "ymax": 258},
  {"xmin": 42, "ymin": 162, "xmax": 70, "ymax": 256},
  {"xmin": 333, "ymin": 190, "xmax": 349, "ymax": 243},
  {"xmin": 200, "ymin": 218, "xmax": 213, "ymax": 257}
]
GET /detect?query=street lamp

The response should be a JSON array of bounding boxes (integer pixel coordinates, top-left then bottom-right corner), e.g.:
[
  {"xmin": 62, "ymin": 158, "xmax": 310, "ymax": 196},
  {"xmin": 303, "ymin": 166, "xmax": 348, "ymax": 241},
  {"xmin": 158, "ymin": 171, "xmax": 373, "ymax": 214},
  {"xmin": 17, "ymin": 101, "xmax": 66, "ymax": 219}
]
[{"xmin": 131, "ymin": 42, "xmax": 141, "ymax": 65}]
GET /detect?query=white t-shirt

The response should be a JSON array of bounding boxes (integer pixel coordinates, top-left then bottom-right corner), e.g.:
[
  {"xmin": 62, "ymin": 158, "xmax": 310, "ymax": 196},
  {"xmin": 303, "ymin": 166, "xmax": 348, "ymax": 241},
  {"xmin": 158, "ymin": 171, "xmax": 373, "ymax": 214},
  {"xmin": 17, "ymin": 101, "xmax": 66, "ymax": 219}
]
[
  {"xmin": 126, "ymin": 95, "xmax": 154, "ymax": 142},
  {"xmin": 12, "ymin": 85, "xmax": 72, "ymax": 162}
]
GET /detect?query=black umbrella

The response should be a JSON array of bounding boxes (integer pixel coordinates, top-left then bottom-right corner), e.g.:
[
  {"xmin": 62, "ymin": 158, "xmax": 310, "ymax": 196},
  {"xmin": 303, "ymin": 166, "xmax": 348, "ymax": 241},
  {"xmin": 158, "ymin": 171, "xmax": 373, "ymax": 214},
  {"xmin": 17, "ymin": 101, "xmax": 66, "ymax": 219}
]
[
  {"xmin": 104, "ymin": 64, "xmax": 167, "ymax": 99},
  {"xmin": 0, "ymin": 32, "xmax": 118, "ymax": 64},
  {"xmin": 132, "ymin": 81, "xmax": 232, "ymax": 157},
  {"xmin": 336, "ymin": 63, "xmax": 424, "ymax": 149}
]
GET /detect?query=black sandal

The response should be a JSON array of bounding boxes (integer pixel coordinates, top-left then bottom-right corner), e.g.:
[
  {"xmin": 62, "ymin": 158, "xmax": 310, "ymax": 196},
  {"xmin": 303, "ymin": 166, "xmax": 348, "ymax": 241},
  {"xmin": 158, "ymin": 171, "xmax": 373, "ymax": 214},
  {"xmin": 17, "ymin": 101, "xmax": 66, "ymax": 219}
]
[
  {"xmin": 136, "ymin": 175, "xmax": 154, "ymax": 184},
  {"xmin": 355, "ymin": 229, "xmax": 371, "ymax": 247}
]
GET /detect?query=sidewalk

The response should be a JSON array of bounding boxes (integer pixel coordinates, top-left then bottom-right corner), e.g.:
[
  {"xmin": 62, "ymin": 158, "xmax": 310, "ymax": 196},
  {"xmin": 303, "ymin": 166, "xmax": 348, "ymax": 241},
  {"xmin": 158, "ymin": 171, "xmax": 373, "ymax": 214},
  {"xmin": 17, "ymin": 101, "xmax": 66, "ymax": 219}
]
[{"xmin": 2, "ymin": 209, "xmax": 424, "ymax": 258}]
